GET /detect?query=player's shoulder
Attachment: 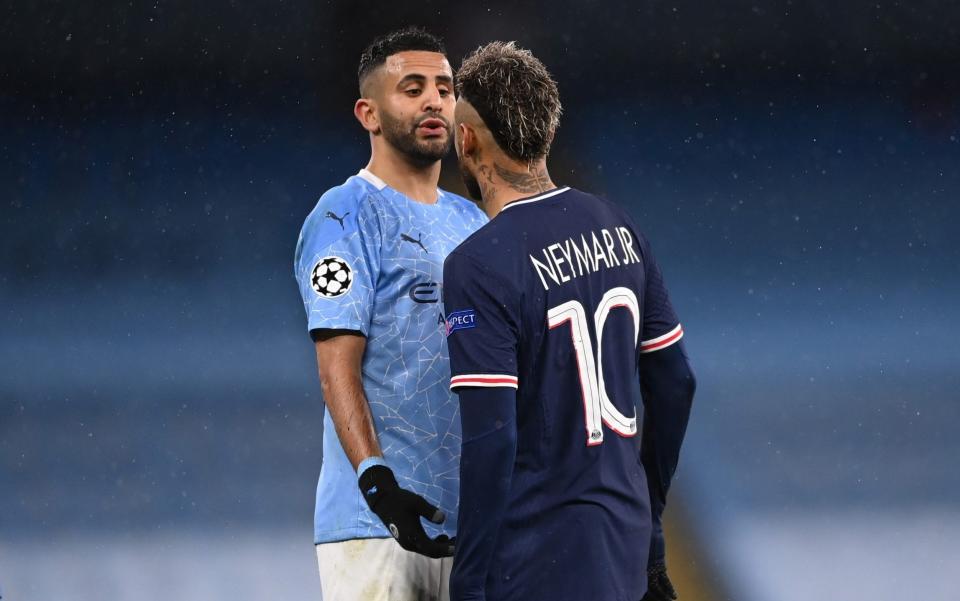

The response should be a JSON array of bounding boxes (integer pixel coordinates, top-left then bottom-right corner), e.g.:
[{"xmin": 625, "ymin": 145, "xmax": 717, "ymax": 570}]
[
  {"xmin": 564, "ymin": 187, "xmax": 651, "ymax": 245},
  {"xmin": 565, "ymin": 187, "xmax": 634, "ymax": 222},
  {"xmin": 493, "ymin": 185, "xmax": 621, "ymax": 225},
  {"xmin": 447, "ymin": 211, "xmax": 506, "ymax": 262},
  {"xmin": 449, "ymin": 187, "xmax": 567, "ymax": 261},
  {"xmin": 439, "ymin": 188, "xmax": 486, "ymax": 219},
  {"xmin": 303, "ymin": 172, "xmax": 382, "ymax": 231},
  {"xmin": 295, "ymin": 171, "xmax": 386, "ymax": 270},
  {"xmin": 443, "ymin": 215, "xmax": 520, "ymax": 293}
]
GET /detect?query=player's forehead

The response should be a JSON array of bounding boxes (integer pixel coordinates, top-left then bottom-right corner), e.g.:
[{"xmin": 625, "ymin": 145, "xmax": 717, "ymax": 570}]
[{"xmin": 383, "ymin": 50, "xmax": 452, "ymax": 81}]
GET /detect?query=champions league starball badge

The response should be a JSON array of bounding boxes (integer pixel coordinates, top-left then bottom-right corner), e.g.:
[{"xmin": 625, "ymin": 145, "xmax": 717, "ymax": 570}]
[{"xmin": 311, "ymin": 256, "xmax": 354, "ymax": 298}]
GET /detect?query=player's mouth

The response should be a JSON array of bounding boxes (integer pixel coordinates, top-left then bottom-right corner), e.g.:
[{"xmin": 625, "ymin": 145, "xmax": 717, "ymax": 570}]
[{"xmin": 416, "ymin": 118, "xmax": 448, "ymax": 137}]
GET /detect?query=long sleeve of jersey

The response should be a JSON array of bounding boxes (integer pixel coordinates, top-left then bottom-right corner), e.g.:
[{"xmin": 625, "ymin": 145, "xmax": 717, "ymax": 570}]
[
  {"xmin": 448, "ymin": 387, "xmax": 517, "ymax": 601},
  {"xmin": 442, "ymin": 250, "xmax": 522, "ymax": 600},
  {"xmin": 634, "ymin": 233, "xmax": 695, "ymax": 565},
  {"xmin": 638, "ymin": 340, "xmax": 696, "ymax": 565}
]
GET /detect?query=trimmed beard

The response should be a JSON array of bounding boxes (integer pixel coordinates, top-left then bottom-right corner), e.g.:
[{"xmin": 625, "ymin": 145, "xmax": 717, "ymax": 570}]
[{"xmin": 379, "ymin": 110, "xmax": 451, "ymax": 167}]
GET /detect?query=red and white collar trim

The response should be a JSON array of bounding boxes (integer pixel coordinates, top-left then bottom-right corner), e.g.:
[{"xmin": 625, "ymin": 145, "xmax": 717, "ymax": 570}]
[{"xmin": 501, "ymin": 187, "xmax": 570, "ymax": 211}]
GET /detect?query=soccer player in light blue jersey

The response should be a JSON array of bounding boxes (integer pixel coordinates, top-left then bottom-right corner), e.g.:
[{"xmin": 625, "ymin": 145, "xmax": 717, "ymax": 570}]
[{"xmin": 293, "ymin": 28, "xmax": 487, "ymax": 601}]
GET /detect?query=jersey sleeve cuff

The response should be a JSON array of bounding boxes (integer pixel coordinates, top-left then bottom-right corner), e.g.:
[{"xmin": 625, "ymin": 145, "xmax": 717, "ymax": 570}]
[
  {"xmin": 307, "ymin": 318, "xmax": 369, "ymax": 337},
  {"xmin": 450, "ymin": 374, "xmax": 519, "ymax": 390},
  {"xmin": 640, "ymin": 323, "xmax": 684, "ymax": 353}
]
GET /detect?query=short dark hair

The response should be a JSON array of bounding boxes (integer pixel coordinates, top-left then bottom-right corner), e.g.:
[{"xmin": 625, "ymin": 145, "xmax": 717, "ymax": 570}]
[
  {"xmin": 456, "ymin": 41, "xmax": 562, "ymax": 162},
  {"xmin": 358, "ymin": 27, "xmax": 446, "ymax": 92}
]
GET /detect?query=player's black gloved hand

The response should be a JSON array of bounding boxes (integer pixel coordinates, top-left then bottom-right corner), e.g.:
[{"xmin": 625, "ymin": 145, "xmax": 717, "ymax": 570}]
[
  {"xmin": 358, "ymin": 464, "xmax": 456, "ymax": 558},
  {"xmin": 641, "ymin": 562, "xmax": 678, "ymax": 601}
]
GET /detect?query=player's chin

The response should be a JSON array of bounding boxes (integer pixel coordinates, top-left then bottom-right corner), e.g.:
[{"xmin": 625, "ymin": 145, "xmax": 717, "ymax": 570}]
[
  {"xmin": 415, "ymin": 137, "xmax": 452, "ymax": 160},
  {"xmin": 416, "ymin": 129, "xmax": 449, "ymax": 145}
]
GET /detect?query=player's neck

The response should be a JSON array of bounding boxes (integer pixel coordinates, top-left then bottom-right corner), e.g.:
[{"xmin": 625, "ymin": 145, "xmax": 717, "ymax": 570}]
[
  {"xmin": 481, "ymin": 158, "xmax": 556, "ymax": 218},
  {"xmin": 365, "ymin": 147, "xmax": 441, "ymax": 205}
]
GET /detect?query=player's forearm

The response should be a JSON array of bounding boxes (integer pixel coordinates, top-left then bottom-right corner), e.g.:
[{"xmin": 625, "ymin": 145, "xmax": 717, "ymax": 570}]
[
  {"xmin": 450, "ymin": 387, "xmax": 517, "ymax": 601},
  {"xmin": 321, "ymin": 370, "xmax": 382, "ymax": 470},
  {"xmin": 314, "ymin": 331, "xmax": 382, "ymax": 470},
  {"xmin": 638, "ymin": 341, "xmax": 696, "ymax": 563}
]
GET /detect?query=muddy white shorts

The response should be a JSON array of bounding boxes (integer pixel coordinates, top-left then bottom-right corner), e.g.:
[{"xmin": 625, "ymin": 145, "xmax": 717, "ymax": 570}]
[{"xmin": 315, "ymin": 537, "xmax": 453, "ymax": 601}]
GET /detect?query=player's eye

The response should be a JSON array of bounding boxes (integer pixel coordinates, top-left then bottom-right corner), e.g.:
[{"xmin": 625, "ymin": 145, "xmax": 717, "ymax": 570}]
[
  {"xmin": 405, "ymin": 87, "xmax": 422, "ymax": 96},
  {"xmin": 438, "ymin": 87, "xmax": 451, "ymax": 97}
]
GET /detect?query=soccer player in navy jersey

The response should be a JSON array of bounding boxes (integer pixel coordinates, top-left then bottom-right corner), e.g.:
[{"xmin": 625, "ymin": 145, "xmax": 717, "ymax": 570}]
[
  {"xmin": 442, "ymin": 42, "xmax": 696, "ymax": 601},
  {"xmin": 293, "ymin": 28, "xmax": 487, "ymax": 600}
]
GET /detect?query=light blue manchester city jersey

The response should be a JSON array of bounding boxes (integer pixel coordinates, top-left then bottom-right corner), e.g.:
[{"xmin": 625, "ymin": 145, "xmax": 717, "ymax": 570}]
[{"xmin": 294, "ymin": 168, "xmax": 487, "ymax": 544}]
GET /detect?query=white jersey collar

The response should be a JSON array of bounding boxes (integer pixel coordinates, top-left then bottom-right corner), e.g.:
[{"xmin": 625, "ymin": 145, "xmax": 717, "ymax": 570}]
[
  {"xmin": 356, "ymin": 168, "xmax": 446, "ymax": 202},
  {"xmin": 501, "ymin": 187, "xmax": 570, "ymax": 211},
  {"xmin": 356, "ymin": 168, "xmax": 387, "ymax": 191}
]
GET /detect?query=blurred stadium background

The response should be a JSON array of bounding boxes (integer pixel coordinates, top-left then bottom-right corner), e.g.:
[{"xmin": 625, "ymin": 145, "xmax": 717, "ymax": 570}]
[{"xmin": 2, "ymin": 1, "xmax": 958, "ymax": 599}]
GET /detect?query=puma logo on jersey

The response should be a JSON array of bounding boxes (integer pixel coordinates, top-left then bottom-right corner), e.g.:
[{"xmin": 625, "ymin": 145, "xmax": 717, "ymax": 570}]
[
  {"xmin": 325, "ymin": 210, "xmax": 349, "ymax": 229},
  {"xmin": 401, "ymin": 232, "xmax": 428, "ymax": 253}
]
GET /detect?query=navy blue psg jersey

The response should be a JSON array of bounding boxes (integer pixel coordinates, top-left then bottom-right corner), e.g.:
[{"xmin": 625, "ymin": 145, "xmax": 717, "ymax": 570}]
[{"xmin": 442, "ymin": 187, "xmax": 684, "ymax": 601}]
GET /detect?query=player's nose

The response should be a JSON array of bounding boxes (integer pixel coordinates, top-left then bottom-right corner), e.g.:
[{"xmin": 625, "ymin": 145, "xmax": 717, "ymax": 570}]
[{"xmin": 421, "ymin": 85, "xmax": 444, "ymax": 111}]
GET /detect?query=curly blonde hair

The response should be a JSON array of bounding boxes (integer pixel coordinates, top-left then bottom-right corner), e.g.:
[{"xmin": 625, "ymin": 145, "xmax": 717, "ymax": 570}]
[{"xmin": 456, "ymin": 41, "xmax": 562, "ymax": 162}]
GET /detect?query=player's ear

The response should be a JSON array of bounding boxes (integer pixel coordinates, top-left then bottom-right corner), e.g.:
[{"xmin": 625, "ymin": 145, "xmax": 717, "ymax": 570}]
[
  {"xmin": 354, "ymin": 98, "xmax": 381, "ymax": 135},
  {"xmin": 459, "ymin": 123, "xmax": 477, "ymax": 159}
]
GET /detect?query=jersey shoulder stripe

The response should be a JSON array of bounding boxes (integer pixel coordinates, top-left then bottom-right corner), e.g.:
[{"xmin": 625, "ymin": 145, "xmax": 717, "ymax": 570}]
[
  {"xmin": 450, "ymin": 374, "xmax": 519, "ymax": 389},
  {"xmin": 640, "ymin": 323, "xmax": 684, "ymax": 353}
]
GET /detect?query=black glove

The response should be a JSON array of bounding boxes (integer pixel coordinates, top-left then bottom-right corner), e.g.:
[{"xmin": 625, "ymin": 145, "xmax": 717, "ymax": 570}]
[
  {"xmin": 358, "ymin": 464, "xmax": 456, "ymax": 558},
  {"xmin": 641, "ymin": 562, "xmax": 677, "ymax": 601}
]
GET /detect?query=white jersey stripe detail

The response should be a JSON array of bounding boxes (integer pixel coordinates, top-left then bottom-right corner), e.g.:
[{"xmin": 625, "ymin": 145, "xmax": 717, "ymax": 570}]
[
  {"xmin": 500, "ymin": 187, "xmax": 571, "ymax": 211},
  {"xmin": 639, "ymin": 323, "xmax": 684, "ymax": 353}
]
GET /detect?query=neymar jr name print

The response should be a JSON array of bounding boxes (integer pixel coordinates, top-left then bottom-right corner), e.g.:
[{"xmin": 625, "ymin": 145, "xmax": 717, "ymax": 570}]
[{"xmin": 528, "ymin": 227, "xmax": 641, "ymax": 291}]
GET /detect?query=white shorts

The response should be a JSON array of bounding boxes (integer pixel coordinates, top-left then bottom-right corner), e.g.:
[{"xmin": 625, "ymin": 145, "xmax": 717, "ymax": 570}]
[{"xmin": 315, "ymin": 538, "xmax": 453, "ymax": 601}]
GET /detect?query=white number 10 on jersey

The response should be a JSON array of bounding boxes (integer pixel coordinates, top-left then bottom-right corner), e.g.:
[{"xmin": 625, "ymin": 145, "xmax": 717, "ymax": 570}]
[{"xmin": 547, "ymin": 287, "xmax": 640, "ymax": 446}]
